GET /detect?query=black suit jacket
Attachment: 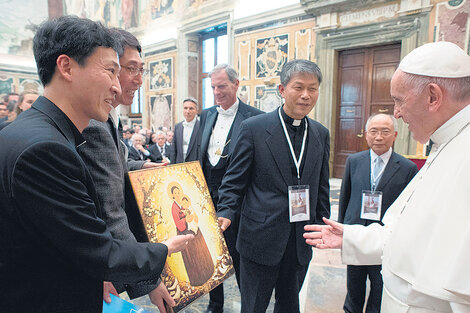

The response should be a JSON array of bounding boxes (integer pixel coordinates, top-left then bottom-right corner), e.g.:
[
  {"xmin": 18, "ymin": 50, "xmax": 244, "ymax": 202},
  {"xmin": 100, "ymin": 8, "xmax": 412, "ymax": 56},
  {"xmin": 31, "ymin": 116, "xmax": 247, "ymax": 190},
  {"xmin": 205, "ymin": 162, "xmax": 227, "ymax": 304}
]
[
  {"xmin": 338, "ymin": 150, "xmax": 418, "ymax": 225},
  {"xmin": 217, "ymin": 109, "xmax": 331, "ymax": 266},
  {"xmin": 148, "ymin": 144, "xmax": 166, "ymax": 163},
  {"xmin": 170, "ymin": 119, "xmax": 200, "ymax": 164},
  {"xmin": 0, "ymin": 96, "xmax": 167, "ymax": 312}
]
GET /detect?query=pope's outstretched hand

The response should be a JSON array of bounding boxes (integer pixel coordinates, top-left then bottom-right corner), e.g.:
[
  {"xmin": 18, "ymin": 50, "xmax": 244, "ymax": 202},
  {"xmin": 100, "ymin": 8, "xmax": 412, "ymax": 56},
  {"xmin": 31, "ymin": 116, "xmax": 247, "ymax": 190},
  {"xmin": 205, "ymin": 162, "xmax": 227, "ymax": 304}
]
[{"xmin": 304, "ymin": 217, "xmax": 344, "ymax": 249}]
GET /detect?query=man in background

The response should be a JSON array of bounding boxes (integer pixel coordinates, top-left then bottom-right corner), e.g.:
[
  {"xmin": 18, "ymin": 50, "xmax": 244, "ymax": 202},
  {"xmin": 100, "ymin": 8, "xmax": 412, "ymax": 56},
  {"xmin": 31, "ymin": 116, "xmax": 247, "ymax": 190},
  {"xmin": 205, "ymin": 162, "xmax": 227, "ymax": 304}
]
[
  {"xmin": 148, "ymin": 130, "xmax": 171, "ymax": 163},
  {"xmin": 338, "ymin": 113, "xmax": 417, "ymax": 313},
  {"xmin": 170, "ymin": 97, "xmax": 200, "ymax": 164},
  {"xmin": 198, "ymin": 64, "xmax": 263, "ymax": 313}
]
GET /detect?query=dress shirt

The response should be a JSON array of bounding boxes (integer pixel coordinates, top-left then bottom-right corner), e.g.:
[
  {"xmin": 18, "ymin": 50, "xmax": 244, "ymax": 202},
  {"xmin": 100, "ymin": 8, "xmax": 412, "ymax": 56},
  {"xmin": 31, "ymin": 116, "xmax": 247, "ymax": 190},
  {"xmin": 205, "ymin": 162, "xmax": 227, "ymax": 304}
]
[
  {"xmin": 208, "ymin": 99, "xmax": 239, "ymax": 166},
  {"xmin": 370, "ymin": 148, "xmax": 392, "ymax": 189},
  {"xmin": 182, "ymin": 117, "xmax": 197, "ymax": 159},
  {"xmin": 109, "ymin": 107, "xmax": 119, "ymax": 128}
]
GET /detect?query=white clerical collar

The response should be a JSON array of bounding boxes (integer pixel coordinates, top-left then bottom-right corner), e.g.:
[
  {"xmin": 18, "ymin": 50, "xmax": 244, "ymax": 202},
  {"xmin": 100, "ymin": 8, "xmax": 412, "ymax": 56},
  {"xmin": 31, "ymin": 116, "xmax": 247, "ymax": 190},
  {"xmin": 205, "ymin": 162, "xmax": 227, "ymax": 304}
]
[
  {"xmin": 216, "ymin": 99, "xmax": 239, "ymax": 117},
  {"xmin": 370, "ymin": 147, "xmax": 392, "ymax": 164},
  {"xmin": 430, "ymin": 104, "xmax": 470, "ymax": 147},
  {"xmin": 183, "ymin": 117, "xmax": 197, "ymax": 127},
  {"xmin": 109, "ymin": 106, "xmax": 119, "ymax": 128}
]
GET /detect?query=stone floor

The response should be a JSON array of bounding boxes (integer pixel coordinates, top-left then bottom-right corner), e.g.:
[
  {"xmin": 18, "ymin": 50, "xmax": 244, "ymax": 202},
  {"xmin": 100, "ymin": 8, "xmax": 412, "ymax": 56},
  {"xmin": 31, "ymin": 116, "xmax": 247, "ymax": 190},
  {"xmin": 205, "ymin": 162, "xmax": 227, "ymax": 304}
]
[{"xmin": 124, "ymin": 178, "xmax": 347, "ymax": 313}]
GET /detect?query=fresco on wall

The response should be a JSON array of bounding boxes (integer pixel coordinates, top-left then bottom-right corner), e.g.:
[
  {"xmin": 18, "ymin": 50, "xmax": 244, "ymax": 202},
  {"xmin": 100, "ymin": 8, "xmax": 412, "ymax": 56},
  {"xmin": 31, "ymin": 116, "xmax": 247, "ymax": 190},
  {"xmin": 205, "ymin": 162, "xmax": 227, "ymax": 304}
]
[
  {"xmin": 0, "ymin": 77, "xmax": 14, "ymax": 95},
  {"xmin": 295, "ymin": 29, "xmax": 311, "ymax": 60},
  {"xmin": 255, "ymin": 85, "xmax": 282, "ymax": 112},
  {"xmin": 150, "ymin": 58, "xmax": 173, "ymax": 90},
  {"xmin": 435, "ymin": 0, "xmax": 470, "ymax": 53},
  {"xmin": 19, "ymin": 78, "xmax": 42, "ymax": 93},
  {"xmin": 256, "ymin": 35, "xmax": 288, "ymax": 79},
  {"xmin": 150, "ymin": 94, "xmax": 172, "ymax": 131},
  {"xmin": 0, "ymin": 0, "xmax": 48, "ymax": 56},
  {"xmin": 188, "ymin": 0, "xmax": 210, "ymax": 8},
  {"xmin": 237, "ymin": 85, "xmax": 250, "ymax": 105},
  {"xmin": 238, "ymin": 41, "xmax": 251, "ymax": 81}
]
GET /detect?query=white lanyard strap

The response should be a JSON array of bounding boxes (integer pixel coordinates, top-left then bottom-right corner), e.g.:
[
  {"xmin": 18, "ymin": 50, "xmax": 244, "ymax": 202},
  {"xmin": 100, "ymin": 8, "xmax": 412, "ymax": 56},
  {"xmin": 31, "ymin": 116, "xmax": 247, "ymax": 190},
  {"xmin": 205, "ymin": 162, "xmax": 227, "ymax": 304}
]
[{"xmin": 278, "ymin": 107, "xmax": 308, "ymax": 181}]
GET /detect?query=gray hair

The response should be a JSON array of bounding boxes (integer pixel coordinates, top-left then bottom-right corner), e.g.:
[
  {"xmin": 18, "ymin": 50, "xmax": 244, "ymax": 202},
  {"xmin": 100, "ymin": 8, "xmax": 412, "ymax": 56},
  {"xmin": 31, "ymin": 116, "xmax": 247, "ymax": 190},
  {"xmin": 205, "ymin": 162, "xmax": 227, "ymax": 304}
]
[
  {"xmin": 183, "ymin": 97, "xmax": 199, "ymax": 106},
  {"xmin": 280, "ymin": 59, "xmax": 322, "ymax": 86},
  {"xmin": 365, "ymin": 113, "xmax": 398, "ymax": 132},
  {"xmin": 131, "ymin": 133, "xmax": 144, "ymax": 143},
  {"xmin": 209, "ymin": 64, "xmax": 239, "ymax": 83},
  {"xmin": 401, "ymin": 72, "xmax": 470, "ymax": 102},
  {"xmin": 155, "ymin": 130, "xmax": 165, "ymax": 137}
]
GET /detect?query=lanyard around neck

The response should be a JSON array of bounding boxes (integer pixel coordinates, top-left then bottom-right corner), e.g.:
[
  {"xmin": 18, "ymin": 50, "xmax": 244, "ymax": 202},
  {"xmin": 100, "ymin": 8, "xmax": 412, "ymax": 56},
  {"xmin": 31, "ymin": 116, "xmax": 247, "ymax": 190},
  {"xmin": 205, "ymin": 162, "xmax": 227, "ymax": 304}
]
[{"xmin": 278, "ymin": 107, "xmax": 308, "ymax": 182}]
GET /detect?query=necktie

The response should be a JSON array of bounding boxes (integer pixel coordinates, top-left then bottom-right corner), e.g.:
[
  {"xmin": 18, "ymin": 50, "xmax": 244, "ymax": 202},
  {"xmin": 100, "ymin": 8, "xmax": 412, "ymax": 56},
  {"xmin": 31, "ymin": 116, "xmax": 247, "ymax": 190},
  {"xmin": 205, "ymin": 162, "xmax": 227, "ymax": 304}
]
[{"xmin": 372, "ymin": 157, "xmax": 384, "ymax": 189}]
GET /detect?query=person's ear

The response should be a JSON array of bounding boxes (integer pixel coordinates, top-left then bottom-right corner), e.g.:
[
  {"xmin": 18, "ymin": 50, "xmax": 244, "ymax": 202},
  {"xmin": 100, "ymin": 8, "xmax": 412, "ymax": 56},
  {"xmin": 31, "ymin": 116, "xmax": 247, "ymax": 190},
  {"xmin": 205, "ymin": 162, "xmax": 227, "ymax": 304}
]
[
  {"xmin": 427, "ymin": 83, "xmax": 443, "ymax": 113},
  {"xmin": 55, "ymin": 54, "xmax": 74, "ymax": 82}
]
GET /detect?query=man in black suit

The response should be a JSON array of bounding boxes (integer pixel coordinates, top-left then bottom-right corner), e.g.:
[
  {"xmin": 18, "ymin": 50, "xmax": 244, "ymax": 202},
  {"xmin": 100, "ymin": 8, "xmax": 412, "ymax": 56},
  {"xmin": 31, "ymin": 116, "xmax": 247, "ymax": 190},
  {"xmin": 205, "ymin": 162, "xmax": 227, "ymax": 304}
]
[
  {"xmin": 0, "ymin": 16, "xmax": 192, "ymax": 313},
  {"xmin": 217, "ymin": 59, "xmax": 330, "ymax": 313},
  {"xmin": 338, "ymin": 113, "xmax": 418, "ymax": 313},
  {"xmin": 78, "ymin": 28, "xmax": 173, "ymax": 312},
  {"xmin": 170, "ymin": 97, "xmax": 200, "ymax": 164},
  {"xmin": 199, "ymin": 64, "xmax": 263, "ymax": 313},
  {"xmin": 148, "ymin": 130, "xmax": 171, "ymax": 163}
]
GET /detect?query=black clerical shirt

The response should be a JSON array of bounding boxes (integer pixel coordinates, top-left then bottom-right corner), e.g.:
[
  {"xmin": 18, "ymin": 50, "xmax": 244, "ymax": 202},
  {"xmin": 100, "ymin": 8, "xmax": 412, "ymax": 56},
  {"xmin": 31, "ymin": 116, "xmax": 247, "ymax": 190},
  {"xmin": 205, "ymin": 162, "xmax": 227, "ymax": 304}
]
[{"xmin": 280, "ymin": 106, "xmax": 308, "ymax": 184}]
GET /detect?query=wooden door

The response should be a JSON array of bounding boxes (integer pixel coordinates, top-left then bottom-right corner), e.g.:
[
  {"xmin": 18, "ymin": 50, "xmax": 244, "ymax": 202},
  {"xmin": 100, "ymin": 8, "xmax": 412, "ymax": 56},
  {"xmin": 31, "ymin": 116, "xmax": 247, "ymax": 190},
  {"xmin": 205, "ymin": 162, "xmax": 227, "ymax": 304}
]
[{"xmin": 333, "ymin": 44, "xmax": 400, "ymax": 178}]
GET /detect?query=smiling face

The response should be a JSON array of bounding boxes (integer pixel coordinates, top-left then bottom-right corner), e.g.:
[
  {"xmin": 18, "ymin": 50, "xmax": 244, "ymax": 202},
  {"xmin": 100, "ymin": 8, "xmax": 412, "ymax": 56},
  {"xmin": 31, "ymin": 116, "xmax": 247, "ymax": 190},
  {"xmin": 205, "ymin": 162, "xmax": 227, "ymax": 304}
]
[
  {"xmin": 211, "ymin": 70, "xmax": 239, "ymax": 110},
  {"xmin": 391, "ymin": 70, "xmax": 433, "ymax": 143},
  {"xmin": 116, "ymin": 47, "xmax": 143, "ymax": 106},
  {"xmin": 72, "ymin": 46, "xmax": 121, "ymax": 123},
  {"xmin": 278, "ymin": 73, "xmax": 319, "ymax": 119},
  {"xmin": 156, "ymin": 133, "xmax": 166, "ymax": 147}
]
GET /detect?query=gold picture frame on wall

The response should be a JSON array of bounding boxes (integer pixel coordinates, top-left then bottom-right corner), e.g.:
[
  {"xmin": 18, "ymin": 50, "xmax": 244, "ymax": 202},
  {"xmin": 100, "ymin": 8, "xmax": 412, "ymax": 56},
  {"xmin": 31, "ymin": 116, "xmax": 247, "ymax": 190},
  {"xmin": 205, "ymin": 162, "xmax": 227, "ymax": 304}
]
[{"xmin": 127, "ymin": 161, "xmax": 234, "ymax": 312}]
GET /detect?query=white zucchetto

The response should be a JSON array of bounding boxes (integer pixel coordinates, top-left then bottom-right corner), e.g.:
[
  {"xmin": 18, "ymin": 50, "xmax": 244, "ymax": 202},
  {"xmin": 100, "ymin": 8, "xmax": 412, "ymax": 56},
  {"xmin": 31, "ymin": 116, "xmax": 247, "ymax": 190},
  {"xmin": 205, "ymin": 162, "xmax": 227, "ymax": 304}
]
[{"xmin": 399, "ymin": 41, "xmax": 470, "ymax": 78}]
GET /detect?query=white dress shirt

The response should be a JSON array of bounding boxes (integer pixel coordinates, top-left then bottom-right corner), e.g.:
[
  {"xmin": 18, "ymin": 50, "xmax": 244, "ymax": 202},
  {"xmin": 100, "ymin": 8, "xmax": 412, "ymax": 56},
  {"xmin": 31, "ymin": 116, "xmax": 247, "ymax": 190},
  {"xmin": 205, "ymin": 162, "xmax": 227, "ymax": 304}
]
[
  {"xmin": 182, "ymin": 117, "xmax": 197, "ymax": 159},
  {"xmin": 208, "ymin": 100, "xmax": 239, "ymax": 166}
]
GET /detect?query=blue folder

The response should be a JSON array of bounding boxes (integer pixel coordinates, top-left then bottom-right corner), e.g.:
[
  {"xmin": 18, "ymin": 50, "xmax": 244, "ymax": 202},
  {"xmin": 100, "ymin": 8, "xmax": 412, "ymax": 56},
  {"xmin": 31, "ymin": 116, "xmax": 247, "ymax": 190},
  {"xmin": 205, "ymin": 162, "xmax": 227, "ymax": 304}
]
[{"xmin": 102, "ymin": 294, "xmax": 152, "ymax": 313}]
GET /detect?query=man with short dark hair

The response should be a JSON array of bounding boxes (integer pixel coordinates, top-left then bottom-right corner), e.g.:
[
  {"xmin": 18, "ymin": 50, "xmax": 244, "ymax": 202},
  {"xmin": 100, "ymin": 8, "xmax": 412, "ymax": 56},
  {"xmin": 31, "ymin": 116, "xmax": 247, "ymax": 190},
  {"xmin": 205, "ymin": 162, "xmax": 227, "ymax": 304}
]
[
  {"xmin": 338, "ymin": 113, "xmax": 417, "ymax": 313},
  {"xmin": 0, "ymin": 16, "xmax": 192, "ymax": 312},
  {"xmin": 170, "ymin": 97, "xmax": 200, "ymax": 164},
  {"xmin": 77, "ymin": 27, "xmax": 173, "ymax": 312},
  {"xmin": 199, "ymin": 63, "xmax": 263, "ymax": 313},
  {"xmin": 217, "ymin": 59, "xmax": 330, "ymax": 313}
]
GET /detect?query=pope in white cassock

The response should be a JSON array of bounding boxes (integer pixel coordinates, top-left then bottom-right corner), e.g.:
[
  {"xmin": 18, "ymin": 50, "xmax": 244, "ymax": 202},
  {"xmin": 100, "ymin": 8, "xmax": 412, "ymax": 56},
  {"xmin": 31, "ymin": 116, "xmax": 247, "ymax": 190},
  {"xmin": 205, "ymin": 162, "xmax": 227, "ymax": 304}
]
[{"xmin": 304, "ymin": 41, "xmax": 470, "ymax": 313}]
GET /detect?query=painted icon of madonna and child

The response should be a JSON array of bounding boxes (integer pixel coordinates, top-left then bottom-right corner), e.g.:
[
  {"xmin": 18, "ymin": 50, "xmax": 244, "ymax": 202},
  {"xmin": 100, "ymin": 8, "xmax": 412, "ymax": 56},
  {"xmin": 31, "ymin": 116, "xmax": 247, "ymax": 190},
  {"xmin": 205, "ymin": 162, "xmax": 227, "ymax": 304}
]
[{"xmin": 127, "ymin": 161, "xmax": 234, "ymax": 312}]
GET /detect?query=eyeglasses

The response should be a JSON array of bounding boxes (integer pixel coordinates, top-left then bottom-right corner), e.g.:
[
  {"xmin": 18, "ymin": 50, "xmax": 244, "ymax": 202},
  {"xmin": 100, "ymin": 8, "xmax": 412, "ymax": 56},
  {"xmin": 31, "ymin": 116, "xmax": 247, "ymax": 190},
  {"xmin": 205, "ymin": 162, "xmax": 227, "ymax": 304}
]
[
  {"xmin": 367, "ymin": 129, "xmax": 393, "ymax": 137},
  {"xmin": 122, "ymin": 66, "xmax": 148, "ymax": 77}
]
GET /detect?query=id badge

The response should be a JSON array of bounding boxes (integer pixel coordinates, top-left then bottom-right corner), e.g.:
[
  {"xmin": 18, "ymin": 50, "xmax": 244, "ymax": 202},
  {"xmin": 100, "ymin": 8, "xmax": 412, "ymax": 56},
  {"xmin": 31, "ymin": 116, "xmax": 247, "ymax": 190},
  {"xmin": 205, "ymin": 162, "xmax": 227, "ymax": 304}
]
[
  {"xmin": 288, "ymin": 185, "xmax": 310, "ymax": 222},
  {"xmin": 360, "ymin": 190, "xmax": 382, "ymax": 221}
]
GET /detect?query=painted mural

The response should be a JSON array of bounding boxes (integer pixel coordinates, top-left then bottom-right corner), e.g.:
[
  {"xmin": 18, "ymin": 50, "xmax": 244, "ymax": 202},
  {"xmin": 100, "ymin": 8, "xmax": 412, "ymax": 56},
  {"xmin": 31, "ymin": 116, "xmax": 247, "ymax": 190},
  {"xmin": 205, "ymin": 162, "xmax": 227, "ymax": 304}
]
[
  {"xmin": 256, "ymin": 35, "xmax": 288, "ymax": 79},
  {"xmin": 149, "ymin": 58, "xmax": 173, "ymax": 90},
  {"xmin": 435, "ymin": 0, "xmax": 470, "ymax": 53},
  {"xmin": 255, "ymin": 85, "xmax": 282, "ymax": 112},
  {"xmin": 150, "ymin": 94, "xmax": 172, "ymax": 131},
  {"xmin": 0, "ymin": 0, "xmax": 48, "ymax": 56}
]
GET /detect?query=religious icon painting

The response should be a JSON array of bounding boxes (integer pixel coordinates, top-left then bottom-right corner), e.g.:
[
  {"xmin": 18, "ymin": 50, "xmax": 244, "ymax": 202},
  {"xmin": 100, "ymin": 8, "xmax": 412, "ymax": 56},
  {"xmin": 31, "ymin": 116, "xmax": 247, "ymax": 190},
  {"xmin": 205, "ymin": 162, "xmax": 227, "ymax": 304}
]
[
  {"xmin": 149, "ymin": 58, "xmax": 173, "ymax": 91},
  {"xmin": 127, "ymin": 162, "xmax": 235, "ymax": 312},
  {"xmin": 150, "ymin": 94, "xmax": 172, "ymax": 131},
  {"xmin": 255, "ymin": 34, "xmax": 288, "ymax": 79}
]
